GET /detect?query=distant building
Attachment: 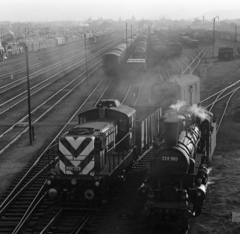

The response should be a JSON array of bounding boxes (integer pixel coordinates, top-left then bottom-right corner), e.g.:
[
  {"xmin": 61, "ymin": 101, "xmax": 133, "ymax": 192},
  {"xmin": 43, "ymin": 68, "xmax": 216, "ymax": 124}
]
[{"xmin": 98, "ymin": 22, "xmax": 114, "ymax": 31}]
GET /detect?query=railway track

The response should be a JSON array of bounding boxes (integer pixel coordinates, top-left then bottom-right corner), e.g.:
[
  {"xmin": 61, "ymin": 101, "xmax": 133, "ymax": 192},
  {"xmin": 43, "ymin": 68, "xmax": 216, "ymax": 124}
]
[
  {"xmin": 0, "ymin": 38, "xmax": 120, "ymax": 92},
  {"xmin": 0, "ymin": 41, "xmax": 86, "ymax": 79},
  {"xmin": 1, "ymin": 36, "xmax": 235, "ymax": 234},
  {"xmin": 0, "ymin": 77, "xmax": 115, "ymax": 232},
  {"xmin": 158, "ymin": 49, "xmax": 206, "ymax": 81},
  {"xmin": 0, "ymin": 38, "xmax": 112, "ymax": 79},
  {"xmin": 0, "ymin": 40, "xmax": 83, "ymax": 72},
  {"xmin": 0, "ymin": 66, "xmax": 157, "ymax": 233},
  {"xmin": 200, "ymin": 79, "xmax": 240, "ymax": 132},
  {"xmin": 0, "ymin": 38, "xmax": 124, "ymax": 155}
]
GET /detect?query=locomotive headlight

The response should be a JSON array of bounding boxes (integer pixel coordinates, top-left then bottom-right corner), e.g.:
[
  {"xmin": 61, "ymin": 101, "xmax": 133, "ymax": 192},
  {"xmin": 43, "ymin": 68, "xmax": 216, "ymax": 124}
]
[
  {"xmin": 48, "ymin": 188, "xmax": 58, "ymax": 198},
  {"xmin": 197, "ymin": 191, "xmax": 202, "ymax": 197},
  {"xmin": 47, "ymin": 180, "xmax": 51, "ymax": 185},
  {"xmin": 85, "ymin": 190, "xmax": 94, "ymax": 200},
  {"xmin": 71, "ymin": 179, "xmax": 77, "ymax": 185},
  {"xmin": 90, "ymin": 171, "xmax": 95, "ymax": 177},
  {"xmin": 95, "ymin": 181, "xmax": 100, "ymax": 187}
]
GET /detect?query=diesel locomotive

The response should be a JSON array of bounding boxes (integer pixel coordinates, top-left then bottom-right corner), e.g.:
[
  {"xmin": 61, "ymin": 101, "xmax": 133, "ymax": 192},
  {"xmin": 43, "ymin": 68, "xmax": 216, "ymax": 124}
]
[
  {"xmin": 139, "ymin": 105, "xmax": 216, "ymax": 231},
  {"xmin": 46, "ymin": 99, "xmax": 161, "ymax": 203}
]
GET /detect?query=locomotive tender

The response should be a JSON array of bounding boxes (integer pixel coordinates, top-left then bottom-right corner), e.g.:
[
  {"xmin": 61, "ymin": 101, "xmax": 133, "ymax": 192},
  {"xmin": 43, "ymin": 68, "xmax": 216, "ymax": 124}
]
[
  {"xmin": 139, "ymin": 105, "xmax": 216, "ymax": 231},
  {"xmin": 47, "ymin": 99, "xmax": 161, "ymax": 203}
]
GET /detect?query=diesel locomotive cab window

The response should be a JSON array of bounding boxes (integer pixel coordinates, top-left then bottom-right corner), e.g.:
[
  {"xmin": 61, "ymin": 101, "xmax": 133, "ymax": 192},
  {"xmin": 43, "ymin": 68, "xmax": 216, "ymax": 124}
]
[
  {"xmin": 119, "ymin": 118, "xmax": 127, "ymax": 131},
  {"xmin": 79, "ymin": 117, "xmax": 87, "ymax": 124}
]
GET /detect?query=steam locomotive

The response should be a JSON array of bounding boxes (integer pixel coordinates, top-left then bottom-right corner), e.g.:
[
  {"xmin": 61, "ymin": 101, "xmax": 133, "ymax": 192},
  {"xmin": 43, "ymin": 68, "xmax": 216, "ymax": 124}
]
[
  {"xmin": 46, "ymin": 99, "xmax": 161, "ymax": 204},
  {"xmin": 139, "ymin": 105, "xmax": 216, "ymax": 231}
]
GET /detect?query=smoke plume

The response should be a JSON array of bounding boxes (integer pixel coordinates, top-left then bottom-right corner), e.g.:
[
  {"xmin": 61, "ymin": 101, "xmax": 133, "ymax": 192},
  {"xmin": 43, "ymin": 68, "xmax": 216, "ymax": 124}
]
[
  {"xmin": 170, "ymin": 100, "xmax": 186, "ymax": 111},
  {"xmin": 188, "ymin": 104, "xmax": 208, "ymax": 120},
  {"xmin": 170, "ymin": 100, "xmax": 208, "ymax": 120}
]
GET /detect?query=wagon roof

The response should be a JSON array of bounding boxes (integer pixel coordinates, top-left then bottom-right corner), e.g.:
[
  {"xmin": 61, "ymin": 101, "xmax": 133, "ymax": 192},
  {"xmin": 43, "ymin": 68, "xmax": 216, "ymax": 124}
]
[
  {"xmin": 103, "ymin": 51, "xmax": 122, "ymax": 57},
  {"xmin": 169, "ymin": 74, "xmax": 200, "ymax": 87},
  {"xmin": 134, "ymin": 106, "xmax": 161, "ymax": 120}
]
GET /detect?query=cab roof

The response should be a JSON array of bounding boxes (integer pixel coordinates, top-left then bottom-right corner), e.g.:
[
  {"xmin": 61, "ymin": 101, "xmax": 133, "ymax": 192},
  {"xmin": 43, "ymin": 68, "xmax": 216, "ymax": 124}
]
[{"xmin": 169, "ymin": 74, "xmax": 199, "ymax": 88}]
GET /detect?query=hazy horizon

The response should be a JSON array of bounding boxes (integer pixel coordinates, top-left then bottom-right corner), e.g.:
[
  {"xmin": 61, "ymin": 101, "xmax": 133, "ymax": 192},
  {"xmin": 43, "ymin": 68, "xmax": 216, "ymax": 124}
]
[{"xmin": 1, "ymin": 0, "xmax": 240, "ymax": 22}]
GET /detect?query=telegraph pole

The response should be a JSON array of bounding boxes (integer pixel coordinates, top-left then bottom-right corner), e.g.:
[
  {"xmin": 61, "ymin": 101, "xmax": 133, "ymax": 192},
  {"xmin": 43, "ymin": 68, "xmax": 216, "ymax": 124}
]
[
  {"xmin": 234, "ymin": 25, "xmax": 237, "ymax": 58},
  {"xmin": 131, "ymin": 25, "xmax": 132, "ymax": 45},
  {"xmin": 126, "ymin": 23, "xmax": 127, "ymax": 48},
  {"xmin": 1, "ymin": 27, "xmax": 4, "ymax": 42},
  {"xmin": 84, "ymin": 34, "xmax": 89, "ymax": 86},
  {"xmin": 0, "ymin": 28, "xmax": 2, "ymax": 42},
  {"xmin": 19, "ymin": 42, "xmax": 32, "ymax": 145},
  {"xmin": 212, "ymin": 15, "xmax": 219, "ymax": 58}
]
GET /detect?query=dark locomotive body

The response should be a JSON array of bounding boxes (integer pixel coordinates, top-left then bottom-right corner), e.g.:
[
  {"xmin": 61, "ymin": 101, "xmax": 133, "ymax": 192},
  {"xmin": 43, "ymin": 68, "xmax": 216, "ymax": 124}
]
[
  {"xmin": 139, "ymin": 107, "xmax": 216, "ymax": 231},
  {"xmin": 168, "ymin": 42, "xmax": 182, "ymax": 56},
  {"xmin": 102, "ymin": 36, "xmax": 138, "ymax": 76},
  {"xmin": 47, "ymin": 99, "xmax": 161, "ymax": 204}
]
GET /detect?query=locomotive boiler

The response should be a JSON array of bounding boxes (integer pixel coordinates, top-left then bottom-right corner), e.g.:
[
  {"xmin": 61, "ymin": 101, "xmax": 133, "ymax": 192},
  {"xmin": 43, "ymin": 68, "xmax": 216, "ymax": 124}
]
[{"xmin": 139, "ymin": 106, "xmax": 216, "ymax": 231}]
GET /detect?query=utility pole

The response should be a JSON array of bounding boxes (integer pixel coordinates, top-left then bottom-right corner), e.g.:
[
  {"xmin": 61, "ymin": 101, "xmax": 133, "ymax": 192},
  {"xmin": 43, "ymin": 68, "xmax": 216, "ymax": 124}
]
[
  {"xmin": 126, "ymin": 23, "xmax": 127, "ymax": 48},
  {"xmin": 84, "ymin": 34, "xmax": 89, "ymax": 86},
  {"xmin": 131, "ymin": 25, "xmax": 132, "ymax": 45},
  {"xmin": 19, "ymin": 42, "xmax": 33, "ymax": 145},
  {"xmin": 236, "ymin": 25, "xmax": 238, "ymax": 54},
  {"xmin": 234, "ymin": 25, "xmax": 237, "ymax": 58},
  {"xmin": 0, "ymin": 28, "xmax": 2, "ymax": 42},
  {"xmin": 1, "ymin": 27, "xmax": 4, "ymax": 42},
  {"xmin": 212, "ymin": 15, "xmax": 219, "ymax": 58}
]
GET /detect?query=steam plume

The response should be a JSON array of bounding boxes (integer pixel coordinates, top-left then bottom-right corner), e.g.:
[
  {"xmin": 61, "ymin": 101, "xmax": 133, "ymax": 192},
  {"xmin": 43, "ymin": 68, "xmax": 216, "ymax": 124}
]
[
  {"xmin": 170, "ymin": 100, "xmax": 208, "ymax": 120},
  {"xmin": 170, "ymin": 100, "xmax": 186, "ymax": 111},
  {"xmin": 188, "ymin": 104, "xmax": 208, "ymax": 120}
]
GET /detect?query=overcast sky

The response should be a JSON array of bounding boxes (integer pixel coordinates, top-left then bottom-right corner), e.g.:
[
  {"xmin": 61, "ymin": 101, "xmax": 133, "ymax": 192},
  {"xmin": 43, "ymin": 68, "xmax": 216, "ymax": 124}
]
[{"xmin": 1, "ymin": 0, "xmax": 240, "ymax": 22}]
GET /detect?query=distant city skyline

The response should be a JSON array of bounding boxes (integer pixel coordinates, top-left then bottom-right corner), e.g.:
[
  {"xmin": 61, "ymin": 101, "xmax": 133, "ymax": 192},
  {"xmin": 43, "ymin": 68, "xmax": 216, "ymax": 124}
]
[{"xmin": 1, "ymin": 0, "xmax": 240, "ymax": 22}]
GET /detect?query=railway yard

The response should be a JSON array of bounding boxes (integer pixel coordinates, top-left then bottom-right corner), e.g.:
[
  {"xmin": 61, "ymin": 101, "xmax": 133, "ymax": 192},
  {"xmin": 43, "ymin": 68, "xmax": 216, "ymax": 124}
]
[{"xmin": 0, "ymin": 28, "xmax": 240, "ymax": 234}]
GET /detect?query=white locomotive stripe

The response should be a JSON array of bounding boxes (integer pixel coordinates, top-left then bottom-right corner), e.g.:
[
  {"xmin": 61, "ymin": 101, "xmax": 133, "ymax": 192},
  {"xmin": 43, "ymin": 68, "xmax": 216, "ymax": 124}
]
[
  {"xmin": 81, "ymin": 161, "xmax": 94, "ymax": 175},
  {"xmin": 78, "ymin": 139, "xmax": 94, "ymax": 157},
  {"xmin": 59, "ymin": 136, "xmax": 95, "ymax": 175},
  {"xmin": 65, "ymin": 136, "xmax": 85, "ymax": 150},
  {"xmin": 59, "ymin": 159, "xmax": 73, "ymax": 174},
  {"xmin": 59, "ymin": 141, "xmax": 88, "ymax": 161}
]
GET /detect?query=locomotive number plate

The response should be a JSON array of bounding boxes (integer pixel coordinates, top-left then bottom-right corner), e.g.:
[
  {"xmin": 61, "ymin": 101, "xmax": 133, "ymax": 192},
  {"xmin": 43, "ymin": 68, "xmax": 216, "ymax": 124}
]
[
  {"xmin": 161, "ymin": 156, "xmax": 178, "ymax": 161},
  {"xmin": 66, "ymin": 166, "xmax": 82, "ymax": 171}
]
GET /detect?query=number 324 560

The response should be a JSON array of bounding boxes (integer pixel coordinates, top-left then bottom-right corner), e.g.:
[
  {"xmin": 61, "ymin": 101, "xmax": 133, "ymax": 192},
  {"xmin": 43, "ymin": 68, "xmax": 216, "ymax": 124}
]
[{"xmin": 162, "ymin": 156, "xmax": 178, "ymax": 161}]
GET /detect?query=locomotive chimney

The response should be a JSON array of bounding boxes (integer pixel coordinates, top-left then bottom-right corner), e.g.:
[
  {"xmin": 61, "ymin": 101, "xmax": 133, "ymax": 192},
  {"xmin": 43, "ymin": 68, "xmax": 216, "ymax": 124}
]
[{"xmin": 164, "ymin": 117, "xmax": 179, "ymax": 147}]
